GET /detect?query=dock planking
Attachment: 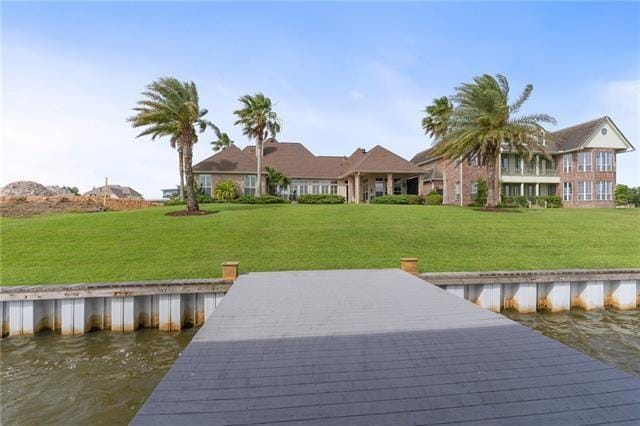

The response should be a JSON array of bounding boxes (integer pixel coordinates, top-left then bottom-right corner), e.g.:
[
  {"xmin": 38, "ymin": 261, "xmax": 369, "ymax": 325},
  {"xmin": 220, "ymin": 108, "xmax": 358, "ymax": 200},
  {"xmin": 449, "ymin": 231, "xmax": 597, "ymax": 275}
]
[{"xmin": 133, "ymin": 269, "xmax": 640, "ymax": 425}]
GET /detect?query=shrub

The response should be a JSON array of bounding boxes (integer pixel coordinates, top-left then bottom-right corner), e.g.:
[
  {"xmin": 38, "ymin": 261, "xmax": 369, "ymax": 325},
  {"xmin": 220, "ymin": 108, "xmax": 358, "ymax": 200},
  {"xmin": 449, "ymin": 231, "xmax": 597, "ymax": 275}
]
[
  {"xmin": 371, "ymin": 195, "xmax": 425, "ymax": 205},
  {"xmin": 297, "ymin": 194, "xmax": 345, "ymax": 204},
  {"xmin": 425, "ymin": 190, "xmax": 443, "ymax": 205},
  {"xmin": 535, "ymin": 196, "xmax": 562, "ymax": 208},
  {"xmin": 214, "ymin": 180, "xmax": 239, "ymax": 202},
  {"xmin": 472, "ymin": 178, "xmax": 488, "ymax": 207},
  {"xmin": 499, "ymin": 195, "xmax": 529, "ymax": 208},
  {"xmin": 615, "ymin": 184, "xmax": 637, "ymax": 206},
  {"xmin": 234, "ymin": 195, "xmax": 289, "ymax": 204}
]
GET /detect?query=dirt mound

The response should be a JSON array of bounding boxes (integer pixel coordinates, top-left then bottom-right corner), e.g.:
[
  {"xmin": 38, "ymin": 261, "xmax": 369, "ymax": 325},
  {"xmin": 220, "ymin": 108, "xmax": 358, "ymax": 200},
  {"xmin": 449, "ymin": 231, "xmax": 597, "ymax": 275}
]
[
  {"xmin": 0, "ymin": 195, "xmax": 158, "ymax": 217},
  {"xmin": 0, "ymin": 181, "xmax": 54, "ymax": 197}
]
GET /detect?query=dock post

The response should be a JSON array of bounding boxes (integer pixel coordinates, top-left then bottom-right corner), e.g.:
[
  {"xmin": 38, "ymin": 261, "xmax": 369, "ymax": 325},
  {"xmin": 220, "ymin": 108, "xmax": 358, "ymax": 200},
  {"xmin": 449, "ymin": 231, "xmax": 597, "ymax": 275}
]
[
  {"xmin": 573, "ymin": 281, "xmax": 604, "ymax": 310},
  {"xmin": 546, "ymin": 282, "xmax": 571, "ymax": 312},
  {"xmin": 513, "ymin": 283, "xmax": 537, "ymax": 313},
  {"xmin": 222, "ymin": 261, "xmax": 239, "ymax": 281},
  {"xmin": 609, "ymin": 280, "xmax": 637, "ymax": 310},
  {"xmin": 400, "ymin": 258, "xmax": 419, "ymax": 275},
  {"xmin": 159, "ymin": 294, "xmax": 181, "ymax": 331}
]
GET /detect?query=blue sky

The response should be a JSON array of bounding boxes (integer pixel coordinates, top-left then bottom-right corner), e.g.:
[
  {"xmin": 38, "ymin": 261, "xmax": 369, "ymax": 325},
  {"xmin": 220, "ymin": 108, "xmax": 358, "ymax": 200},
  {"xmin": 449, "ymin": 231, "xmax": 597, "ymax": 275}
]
[{"xmin": 2, "ymin": 2, "xmax": 639, "ymax": 197}]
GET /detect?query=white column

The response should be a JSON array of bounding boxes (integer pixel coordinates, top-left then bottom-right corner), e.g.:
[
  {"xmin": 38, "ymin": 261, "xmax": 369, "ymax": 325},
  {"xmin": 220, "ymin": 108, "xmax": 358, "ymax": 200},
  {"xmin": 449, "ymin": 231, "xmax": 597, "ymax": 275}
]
[
  {"xmin": 445, "ymin": 285, "xmax": 465, "ymax": 299},
  {"xmin": 520, "ymin": 183, "xmax": 525, "ymax": 197},
  {"xmin": 354, "ymin": 173, "xmax": 361, "ymax": 204},
  {"xmin": 513, "ymin": 283, "xmax": 537, "ymax": 313},
  {"xmin": 574, "ymin": 281, "xmax": 604, "ymax": 310},
  {"xmin": 535, "ymin": 183, "xmax": 540, "ymax": 197},
  {"xmin": 535, "ymin": 155, "xmax": 540, "ymax": 176},
  {"xmin": 546, "ymin": 282, "xmax": 571, "ymax": 312},
  {"xmin": 386, "ymin": 173, "xmax": 393, "ymax": 195},
  {"xmin": 610, "ymin": 280, "xmax": 637, "ymax": 310},
  {"xmin": 476, "ymin": 284, "xmax": 501, "ymax": 312}
]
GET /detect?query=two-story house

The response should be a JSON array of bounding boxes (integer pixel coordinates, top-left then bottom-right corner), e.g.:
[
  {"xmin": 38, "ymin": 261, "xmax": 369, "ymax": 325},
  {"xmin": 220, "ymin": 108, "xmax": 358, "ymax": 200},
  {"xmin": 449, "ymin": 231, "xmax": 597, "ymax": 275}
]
[{"xmin": 411, "ymin": 116, "xmax": 634, "ymax": 207}]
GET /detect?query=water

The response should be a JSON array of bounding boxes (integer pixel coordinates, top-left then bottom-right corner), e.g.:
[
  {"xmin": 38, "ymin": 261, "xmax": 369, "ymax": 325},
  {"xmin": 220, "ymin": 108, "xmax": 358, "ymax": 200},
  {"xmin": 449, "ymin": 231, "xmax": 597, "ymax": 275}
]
[
  {"xmin": 504, "ymin": 308, "xmax": 640, "ymax": 377},
  {"xmin": 1, "ymin": 310, "xmax": 639, "ymax": 425},
  {"xmin": 0, "ymin": 328, "xmax": 197, "ymax": 425}
]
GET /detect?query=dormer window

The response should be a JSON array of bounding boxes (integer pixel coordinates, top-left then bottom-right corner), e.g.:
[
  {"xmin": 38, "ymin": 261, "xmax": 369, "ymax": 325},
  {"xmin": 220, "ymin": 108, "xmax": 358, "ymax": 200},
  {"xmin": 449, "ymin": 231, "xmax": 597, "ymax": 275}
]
[{"xmin": 601, "ymin": 128, "xmax": 608, "ymax": 135}]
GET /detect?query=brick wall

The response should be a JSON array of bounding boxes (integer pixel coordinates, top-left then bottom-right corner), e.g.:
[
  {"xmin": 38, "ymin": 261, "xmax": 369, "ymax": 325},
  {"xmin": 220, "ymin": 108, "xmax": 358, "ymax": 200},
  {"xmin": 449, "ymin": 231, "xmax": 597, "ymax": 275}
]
[
  {"xmin": 440, "ymin": 158, "xmax": 499, "ymax": 206},
  {"xmin": 557, "ymin": 148, "xmax": 617, "ymax": 208}
]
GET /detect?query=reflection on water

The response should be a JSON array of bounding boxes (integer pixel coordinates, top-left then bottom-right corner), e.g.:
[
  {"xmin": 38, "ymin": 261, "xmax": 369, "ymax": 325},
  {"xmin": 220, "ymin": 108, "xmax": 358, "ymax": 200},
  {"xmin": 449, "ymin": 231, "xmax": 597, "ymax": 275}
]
[
  {"xmin": 504, "ymin": 307, "xmax": 640, "ymax": 377},
  {"xmin": 1, "ymin": 328, "xmax": 197, "ymax": 425},
  {"xmin": 1, "ymin": 309, "xmax": 639, "ymax": 425}
]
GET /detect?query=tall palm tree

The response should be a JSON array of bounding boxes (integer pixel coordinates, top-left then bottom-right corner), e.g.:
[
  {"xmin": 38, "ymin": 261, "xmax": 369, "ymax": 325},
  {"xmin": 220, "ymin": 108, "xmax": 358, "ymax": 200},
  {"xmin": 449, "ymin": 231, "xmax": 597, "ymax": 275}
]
[
  {"xmin": 211, "ymin": 130, "xmax": 234, "ymax": 152},
  {"xmin": 430, "ymin": 74, "xmax": 556, "ymax": 207},
  {"xmin": 422, "ymin": 96, "xmax": 453, "ymax": 141},
  {"xmin": 233, "ymin": 93, "xmax": 281, "ymax": 197},
  {"xmin": 128, "ymin": 77, "xmax": 218, "ymax": 211}
]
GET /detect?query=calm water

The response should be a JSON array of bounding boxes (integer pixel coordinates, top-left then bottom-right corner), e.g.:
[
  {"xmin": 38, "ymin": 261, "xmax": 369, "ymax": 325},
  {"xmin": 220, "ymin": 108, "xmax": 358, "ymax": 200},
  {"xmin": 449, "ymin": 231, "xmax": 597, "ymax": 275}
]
[
  {"xmin": 504, "ymin": 308, "xmax": 640, "ymax": 377},
  {"xmin": 0, "ymin": 328, "xmax": 197, "ymax": 425},
  {"xmin": 1, "ymin": 309, "xmax": 639, "ymax": 425}
]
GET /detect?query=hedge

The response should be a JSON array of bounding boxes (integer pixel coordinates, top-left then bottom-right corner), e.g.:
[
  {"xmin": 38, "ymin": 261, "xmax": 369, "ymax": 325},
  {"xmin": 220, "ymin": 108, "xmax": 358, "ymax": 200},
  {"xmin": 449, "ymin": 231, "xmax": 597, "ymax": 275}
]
[
  {"xmin": 234, "ymin": 195, "xmax": 290, "ymax": 204},
  {"xmin": 371, "ymin": 195, "xmax": 425, "ymax": 205},
  {"xmin": 535, "ymin": 196, "xmax": 562, "ymax": 208},
  {"xmin": 296, "ymin": 194, "xmax": 345, "ymax": 204},
  {"xmin": 498, "ymin": 195, "xmax": 529, "ymax": 208},
  {"xmin": 425, "ymin": 191, "xmax": 443, "ymax": 205}
]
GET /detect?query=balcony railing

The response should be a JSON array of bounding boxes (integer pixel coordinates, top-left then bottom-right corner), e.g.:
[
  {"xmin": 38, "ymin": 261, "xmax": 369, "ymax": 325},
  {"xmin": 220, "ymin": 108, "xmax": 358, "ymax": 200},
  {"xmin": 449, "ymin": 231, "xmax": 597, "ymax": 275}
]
[{"xmin": 501, "ymin": 167, "xmax": 558, "ymax": 177}]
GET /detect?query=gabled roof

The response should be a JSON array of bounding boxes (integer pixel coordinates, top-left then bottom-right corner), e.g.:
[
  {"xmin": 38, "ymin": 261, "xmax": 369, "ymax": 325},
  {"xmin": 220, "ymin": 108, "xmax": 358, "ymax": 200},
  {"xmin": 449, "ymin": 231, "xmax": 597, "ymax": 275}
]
[
  {"xmin": 339, "ymin": 145, "xmax": 424, "ymax": 177},
  {"xmin": 410, "ymin": 146, "xmax": 442, "ymax": 166},
  {"xmin": 193, "ymin": 144, "xmax": 257, "ymax": 174},
  {"xmin": 550, "ymin": 117, "xmax": 606, "ymax": 152},
  {"xmin": 422, "ymin": 164, "xmax": 443, "ymax": 181}
]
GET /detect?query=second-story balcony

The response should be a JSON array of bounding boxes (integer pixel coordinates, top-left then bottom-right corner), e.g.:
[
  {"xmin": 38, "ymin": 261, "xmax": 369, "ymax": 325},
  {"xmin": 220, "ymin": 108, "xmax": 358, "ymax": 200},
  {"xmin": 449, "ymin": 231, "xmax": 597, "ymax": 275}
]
[{"xmin": 501, "ymin": 167, "xmax": 558, "ymax": 177}]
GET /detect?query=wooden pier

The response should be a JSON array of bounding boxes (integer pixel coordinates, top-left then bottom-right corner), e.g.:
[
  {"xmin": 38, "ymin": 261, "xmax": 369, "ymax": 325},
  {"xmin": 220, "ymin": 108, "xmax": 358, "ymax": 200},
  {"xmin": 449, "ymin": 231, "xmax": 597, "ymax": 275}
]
[{"xmin": 133, "ymin": 269, "xmax": 640, "ymax": 425}]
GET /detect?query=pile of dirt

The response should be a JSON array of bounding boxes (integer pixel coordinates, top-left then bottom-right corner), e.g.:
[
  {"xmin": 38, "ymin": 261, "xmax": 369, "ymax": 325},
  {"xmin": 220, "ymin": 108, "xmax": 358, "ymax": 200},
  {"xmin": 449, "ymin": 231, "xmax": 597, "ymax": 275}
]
[
  {"xmin": 0, "ymin": 181, "xmax": 55, "ymax": 197},
  {"xmin": 0, "ymin": 195, "xmax": 158, "ymax": 217}
]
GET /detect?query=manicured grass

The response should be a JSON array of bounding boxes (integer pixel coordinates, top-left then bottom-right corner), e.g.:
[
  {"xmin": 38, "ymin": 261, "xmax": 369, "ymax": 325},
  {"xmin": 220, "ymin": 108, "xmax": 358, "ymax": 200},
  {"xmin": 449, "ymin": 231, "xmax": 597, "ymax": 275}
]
[{"xmin": 1, "ymin": 204, "xmax": 639, "ymax": 285}]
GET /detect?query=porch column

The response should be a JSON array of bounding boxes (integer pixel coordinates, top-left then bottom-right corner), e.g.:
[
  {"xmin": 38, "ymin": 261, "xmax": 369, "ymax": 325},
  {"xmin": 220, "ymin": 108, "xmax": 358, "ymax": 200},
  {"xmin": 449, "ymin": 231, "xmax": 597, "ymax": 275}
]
[
  {"xmin": 354, "ymin": 172, "xmax": 361, "ymax": 204},
  {"xmin": 535, "ymin": 155, "xmax": 540, "ymax": 176},
  {"xmin": 535, "ymin": 183, "xmax": 540, "ymax": 196},
  {"xmin": 386, "ymin": 173, "xmax": 393, "ymax": 195},
  {"xmin": 418, "ymin": 174, "xmax": 425, "ymax": 195},
  {"xmin": 347, "ymin": 177, "xmax": 354, "ymax": 203},
  {"xmin": 520, "ymin": 183, "xmax": 524, "ymax": 196}
]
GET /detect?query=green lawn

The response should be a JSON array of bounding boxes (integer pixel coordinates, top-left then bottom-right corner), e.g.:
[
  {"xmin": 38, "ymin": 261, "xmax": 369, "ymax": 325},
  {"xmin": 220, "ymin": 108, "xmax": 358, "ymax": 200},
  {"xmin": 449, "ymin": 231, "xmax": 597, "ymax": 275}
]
[{"xmin": 1, "ymin": 204, "xmax": 639, "ymax": 285}]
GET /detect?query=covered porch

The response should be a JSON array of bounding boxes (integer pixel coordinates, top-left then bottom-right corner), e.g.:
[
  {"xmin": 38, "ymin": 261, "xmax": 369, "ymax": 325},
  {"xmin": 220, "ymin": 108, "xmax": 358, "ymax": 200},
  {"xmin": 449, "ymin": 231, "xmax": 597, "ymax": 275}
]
[{"xmin": 344, "ymin": 172, "xmax": 423, "ymax": 203}]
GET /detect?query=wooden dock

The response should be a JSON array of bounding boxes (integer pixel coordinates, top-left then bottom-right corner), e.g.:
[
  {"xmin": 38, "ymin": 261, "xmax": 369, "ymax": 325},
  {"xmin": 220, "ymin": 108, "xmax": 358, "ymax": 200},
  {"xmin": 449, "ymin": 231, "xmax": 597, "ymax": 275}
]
[{"xmin": 132, "ymin": 269, "xmax": 640, "ymax": 424}]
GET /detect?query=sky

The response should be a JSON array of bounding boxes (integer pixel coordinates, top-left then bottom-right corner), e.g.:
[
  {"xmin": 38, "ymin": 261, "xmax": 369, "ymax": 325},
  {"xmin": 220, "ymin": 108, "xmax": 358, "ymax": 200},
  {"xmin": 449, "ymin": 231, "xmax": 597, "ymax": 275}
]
[{"xmin": 2, "ymin": 2, "xmax": 639, "ymax": 198}]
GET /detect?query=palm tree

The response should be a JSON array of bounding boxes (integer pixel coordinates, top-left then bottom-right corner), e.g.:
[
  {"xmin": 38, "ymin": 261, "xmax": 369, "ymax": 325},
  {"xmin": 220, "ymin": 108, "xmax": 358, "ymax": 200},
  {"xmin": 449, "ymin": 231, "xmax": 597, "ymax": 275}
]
[
  {"xmin": 233, "ymin": 93, "xmax": 281, "ymax": 197},
  {"xmin": 266, "ymin": 166, "xmax": 291, "ymax": 196},
  {"xmin": 128, "ymin": 77, "xmax": 218, "ymax": 211},
  {"xmin": 430, "ymin": 74, "xmax": 556, "ymax": 207},
  {"xmin": 211, "ymin": 130, "xmax": 234, "ymax": 152},
  {"xmin": 422, "ymin": 96, "xmax": 453, "ymax": 141}
]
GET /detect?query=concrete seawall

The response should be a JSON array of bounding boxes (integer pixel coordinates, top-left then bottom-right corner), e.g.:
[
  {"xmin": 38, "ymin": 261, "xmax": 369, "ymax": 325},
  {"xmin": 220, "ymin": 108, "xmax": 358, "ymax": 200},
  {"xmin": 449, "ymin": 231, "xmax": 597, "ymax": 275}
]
[{"xmin": 1, "ymin": 269, "xmax": 638, "ymax": 338}]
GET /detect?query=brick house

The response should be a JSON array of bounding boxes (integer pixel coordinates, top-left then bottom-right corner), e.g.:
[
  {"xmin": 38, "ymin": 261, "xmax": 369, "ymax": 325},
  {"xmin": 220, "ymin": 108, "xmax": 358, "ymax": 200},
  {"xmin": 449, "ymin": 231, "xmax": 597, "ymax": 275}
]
[
  {"xmin": 84, "ymin": 184, "xmax": 144, "ymax": 199},
  {"xmin": 192, "ymin": 139, "xmax": 425, "ymax": 203},
  {"xmin": 411, "ymin": 117, "xmax": 635, "ymax": 207}
]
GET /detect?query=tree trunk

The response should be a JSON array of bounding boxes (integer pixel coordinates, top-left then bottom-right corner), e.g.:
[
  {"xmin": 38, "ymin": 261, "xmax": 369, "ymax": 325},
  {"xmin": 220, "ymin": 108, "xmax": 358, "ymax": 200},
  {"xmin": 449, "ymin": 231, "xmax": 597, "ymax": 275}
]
[
  {"xmin": 486, "ymin": 155, "xmax": 498, "ymax": 208},
  {"xmin": 182, "ymin": 137, "xmax": 199, "ymax": 211},
  {"xmin": 255, "ymin": 137, "xmax": 263, "ymax": 197},
  {"xmin": 178, "ymin": 147, "xmax": 185, "ymax": 201}
]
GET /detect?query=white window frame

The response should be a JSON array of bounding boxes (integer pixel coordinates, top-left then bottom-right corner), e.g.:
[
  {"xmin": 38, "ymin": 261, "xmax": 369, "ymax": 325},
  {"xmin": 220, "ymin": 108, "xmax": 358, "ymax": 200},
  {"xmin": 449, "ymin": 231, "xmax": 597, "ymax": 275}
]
[
  {"xmin": 563, "ymin": 182, "xmax": 572, "ymax": 201},
  {"xmin": 244, "ymin": 175, "xmax": 256, "ymax": 196},
  {"xmin": 596, "ymin": 181, "xmax": 612, "ymax": 201},
  {"xmin": 596, "ymin": 151, "xmax": 613, "ymax": 172},
  {"xmin": 468, "ymin": 154, "xmax": 479, "ymax": 166},
  {"xmin": 198, "ymin": 175, "xmax": 212, "ymax": 196},
  {"xmin": 470, "ymin": 181, "xmax": 478, "ymax": 197},
  {"xmin": 454, "ymin": 182, "xmax": 461, "ymax": 201},
  {"xmin": 374, "ymin": 178, "xmax": 385, "ymax": 197},
  {"xmin": 577, "ymin": 152, "xmax": 592, "ymax": 172},
  {"xmin": 577, "ymin": 181, "xmax": 592, "ymax": 201},
  {"xmin": 563, "ymin": 154, "xmax": 572, "ymax": 173}
]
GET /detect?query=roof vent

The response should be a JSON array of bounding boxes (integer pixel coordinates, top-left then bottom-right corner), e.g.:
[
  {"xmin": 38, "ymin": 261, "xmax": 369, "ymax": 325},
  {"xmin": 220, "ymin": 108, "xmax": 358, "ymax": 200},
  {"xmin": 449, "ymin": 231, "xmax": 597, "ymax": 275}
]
[{"xmin": 601, "ymin": 128, "xmax": 607, "ymax": 135}]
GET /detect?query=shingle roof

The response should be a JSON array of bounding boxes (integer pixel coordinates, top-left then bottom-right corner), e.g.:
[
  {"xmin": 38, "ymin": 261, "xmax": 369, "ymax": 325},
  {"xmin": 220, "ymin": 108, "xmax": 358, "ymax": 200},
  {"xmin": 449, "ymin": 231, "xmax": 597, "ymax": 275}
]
[
  {"xmin": 193, "ymin": 145, "xmax": 257, "ymax": 174},
  {"xmin": 83, "ymin": 185, "xmax": 143, "ymax": 198},
  {"xmin": 410, "ymin": 146, "xmax": 441, "ymax": 165},
  {"xmin": 193, "ymin": 141, "xmax": 421, "ymax": 179},
  {"xmin": 549, "ymin": 116, "xmax": 606, "ymax": 152},
  {"xmin": 339, "ymin": 145, "xmax": 424, "ymax": 177}
]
